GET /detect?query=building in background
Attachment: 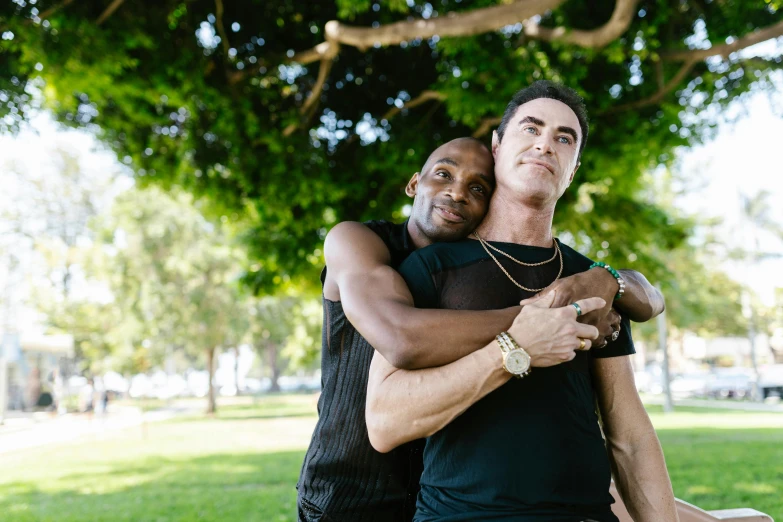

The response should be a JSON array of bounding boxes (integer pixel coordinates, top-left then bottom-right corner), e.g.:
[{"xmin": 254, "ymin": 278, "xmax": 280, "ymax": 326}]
[{"xmin": 1, "ymin": 332, "xmax": 74, "ymax": 415}]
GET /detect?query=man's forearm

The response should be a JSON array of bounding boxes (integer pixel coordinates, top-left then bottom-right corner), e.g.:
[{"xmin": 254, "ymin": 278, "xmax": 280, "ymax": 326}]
[
  {"xmin": 360, "ymin": 301, "xmax": 518, "ymax": 370},
  {"xmin": 608, "ymin": 427, "xmax": 679, "ymax": 522},
  {"xmin": 366, "ymin": 342, "xmax": 509, "ymax": 453},
  {"xmin": 616, "ymin": 269, "xmax": 665, "ymax": 322}
]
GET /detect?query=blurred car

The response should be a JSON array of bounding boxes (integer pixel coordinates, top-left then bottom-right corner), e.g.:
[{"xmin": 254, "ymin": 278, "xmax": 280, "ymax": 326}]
[
  {"xmin": 759, "ymin": 364, "xmax": 783, "ymax": 400},
  {"xmin": 705, "ymin": 368, "xmax": 754, "ymax": 399},
  {"xmin": 633, "ymin": 370, "xmax": 663, "ymax": 395},
  {"xmin": 669, "ymin": 372, "xmax": 710, "ymax": 399}
]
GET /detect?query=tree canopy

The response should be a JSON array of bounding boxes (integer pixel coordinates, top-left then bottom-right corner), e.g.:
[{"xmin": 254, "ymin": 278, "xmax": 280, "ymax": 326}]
[{"xmin": 2, "ymin": 0, "xmax": 782, "ymax": 291}]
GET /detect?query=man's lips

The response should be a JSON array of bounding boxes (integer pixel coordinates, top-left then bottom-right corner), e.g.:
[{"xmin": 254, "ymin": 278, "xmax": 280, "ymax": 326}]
[
  {"xmin": 433, "ymin": 205, "xmax": 466, "ymax": 223},
  {"xmin": 521, "ymin": 158, "xmax": 555, "ymax": 174}
]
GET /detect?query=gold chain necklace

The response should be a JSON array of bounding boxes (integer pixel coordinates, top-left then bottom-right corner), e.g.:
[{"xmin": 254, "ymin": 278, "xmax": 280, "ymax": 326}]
[{"xmin": 473, "ymin": 231, "xmax": 563, "ymax": 293}]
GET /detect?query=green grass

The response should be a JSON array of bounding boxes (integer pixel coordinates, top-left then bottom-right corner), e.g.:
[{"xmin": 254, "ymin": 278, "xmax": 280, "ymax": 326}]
[
  {"xmin": 0, "ymin": 394, "xmax": 320, "ymax": 522},
  {"xmin": 1, "ymin": 395, "xmax": 781, "ymax": 521},
  {"xmin": 646, "ymin": 404, "xmax": 783, "ymax": 519}
]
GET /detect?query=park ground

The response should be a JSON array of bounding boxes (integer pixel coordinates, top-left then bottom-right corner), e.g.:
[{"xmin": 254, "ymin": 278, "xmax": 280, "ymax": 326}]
[{"xmin": 1, "ymin": 395, "xmax": 781, "ymax": 522}]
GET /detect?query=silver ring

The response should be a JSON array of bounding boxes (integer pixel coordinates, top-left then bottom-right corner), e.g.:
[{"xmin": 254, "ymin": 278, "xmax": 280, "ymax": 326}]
[
  {"xmin": 611, "ymin": 330, "xmax": 620, "ymax": 342},
  {"xmin": 571, "ymin": 303, "xmax": 582, "ymax": 316}
]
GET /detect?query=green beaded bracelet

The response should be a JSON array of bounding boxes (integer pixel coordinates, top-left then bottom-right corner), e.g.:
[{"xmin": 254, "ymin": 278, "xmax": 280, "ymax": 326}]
[{"xmin": 589, "ymin": 261, "xmax": 625, "ymax": 300}]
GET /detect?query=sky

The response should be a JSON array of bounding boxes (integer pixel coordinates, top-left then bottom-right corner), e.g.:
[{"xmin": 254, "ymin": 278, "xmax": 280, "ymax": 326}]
[
  {"xmin": 675, "ymin": 90, "xmax": 783, "ymax": 304},
  {"xmin": 1, "ymin": 83, "xmax": 782, "ymax": 336}
]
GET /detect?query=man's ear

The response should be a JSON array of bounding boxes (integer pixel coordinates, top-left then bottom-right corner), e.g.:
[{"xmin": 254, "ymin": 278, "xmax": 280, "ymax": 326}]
[
  {"xmin": 491, "ymin": 131, "xmax": 500, "ymax": 159},
  {"xmin": 405, "ymin": 172, "xmax": 420, "ymax": 198},
  {"xmin": 567, "ymin": 162, "xmax": 580, "ymax": 186}
]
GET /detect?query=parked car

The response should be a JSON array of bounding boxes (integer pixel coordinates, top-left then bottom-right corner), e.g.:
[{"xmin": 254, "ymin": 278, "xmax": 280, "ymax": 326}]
[
  {"xmin": 669, "ymin": 372, "xmax": 710, "ymax": 399},
  {"xmin": 759, "ymin": 364, "xmax": 783, "ymax": 400},
  {"xmin": 705, "ymin": 368, "xmax": 754, "ymax": 399}
]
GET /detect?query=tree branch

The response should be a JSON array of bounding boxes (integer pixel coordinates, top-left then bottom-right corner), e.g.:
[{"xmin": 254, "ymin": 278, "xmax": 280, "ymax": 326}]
[
  {"xmin": 611, "ymin": 19, "xmax": 783, "ymax": 113},
  {"xmin": 522, "ymin": 0, "xmax": 640, "ymax": 48},
  {"xmin": 214, "ymin": 0, "xmax": 232, "ymax": 60},
  {"xmin": 300, "ymin": 58, "xmax": 334, "ymax": 116},
  {"xmin": 96, "ymin": 0, "xmax": 127, "ymax": 26},
  {"xmin": 42, "ymin": 0, "xmax": 75, "ymax": 20},
  {"xmin": 662, "ymin": 19, "xmax": 783, "ymax": 62},
  {"xmin": 473, "ymin": 116, "xmax": 502, "ymax": 138},
  {"xmin": 608, "ymin": 60, "xmax": 697, "ymax": 113},
  {"xmin": 293, "ymin": 0, "xmax": 566, "ymax": 65},
  {"xmin": 381, "ymin": 90, "xmax": 445, "ymax": 121},
  {"xmin": 655, "ymin": 58, "xmax": 664, "ymax": 91},
  {"xmin": 280, "ymin": 0, "xmax": 647, "ymax": 134}
]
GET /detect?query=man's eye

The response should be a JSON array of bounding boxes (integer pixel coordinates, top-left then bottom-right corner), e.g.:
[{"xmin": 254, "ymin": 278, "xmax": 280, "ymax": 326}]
[
  {"xmin": 524, "ymin": 127, "xmax": 537, "ymax": 134},
  {"xmin": 558, "ymin": 136, "xmax": 572, "ymax": 145},
  {"xmin": 472, "ymin": 186, "xmax": 486, "ymax": 194},
  {"xmin": 435, "ymin": 170, "xmax": 450, "ymax": 178}
]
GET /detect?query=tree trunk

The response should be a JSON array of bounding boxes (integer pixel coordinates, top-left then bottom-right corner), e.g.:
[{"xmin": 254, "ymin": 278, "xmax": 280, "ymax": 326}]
[
  {"xmin": 267, "ymin": 343, "xmax": 281, "ymax": 393},
  {"xmin": 233, "ymin": 346, "xmax": 241, "ymax": 396},
  {"xmin": 206, "ymin": 347, "xmax": 217, "ymax": 414}
]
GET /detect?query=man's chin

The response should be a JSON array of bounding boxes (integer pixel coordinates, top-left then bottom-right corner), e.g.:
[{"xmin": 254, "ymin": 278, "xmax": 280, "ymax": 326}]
[{"xmin": 429, "ymin": 225, "xmax": 473, "ymax": 242}]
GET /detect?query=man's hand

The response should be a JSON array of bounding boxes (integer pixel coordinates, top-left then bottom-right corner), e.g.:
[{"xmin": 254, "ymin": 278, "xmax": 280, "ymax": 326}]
[
  {"xmin": 509, "ymin": 291, "xmax": 604, "ymax": 367},
  {"xmin": 520, "ymin": 269, "xmax": 620, "ymax": 346}
]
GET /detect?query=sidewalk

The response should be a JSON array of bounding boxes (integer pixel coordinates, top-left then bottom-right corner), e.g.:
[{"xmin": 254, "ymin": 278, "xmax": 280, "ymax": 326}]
[
  {"xmin": 0, "ymin": 403, "xmax": 200, "ymax": 455},
  {"xmin": 643, "ymin": 396, "xmax": 783, "ymax": 413}
]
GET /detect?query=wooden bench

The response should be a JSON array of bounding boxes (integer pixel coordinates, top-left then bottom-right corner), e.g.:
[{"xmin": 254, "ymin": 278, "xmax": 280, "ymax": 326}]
[{"xmin": 609, "ymin": 483, "xmax": 774, "ymax": 521}]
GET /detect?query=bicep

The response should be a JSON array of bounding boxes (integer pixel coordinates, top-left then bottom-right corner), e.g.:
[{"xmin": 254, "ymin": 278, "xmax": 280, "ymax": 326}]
[
  {"xmin": 339, "ymin": 263, "xmax": 415, "ymax": 331},
  {"xmin": 368, "ymin": 350, "xmax": 398, "ymax": 394},
  {"xmin": 325, "ymin": 222, "xmax": 420, "ymax": 353},
  {"xmin": 324, "ymin": 221, "xmax": 393, "ymax": 301}
]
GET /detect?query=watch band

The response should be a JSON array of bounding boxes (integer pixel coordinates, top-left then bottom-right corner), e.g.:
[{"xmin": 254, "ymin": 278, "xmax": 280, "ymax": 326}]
[
  {"xmin": 496, "ymin": 332, "xmax": 513, "ymax": 354},
  {"xmin": 496, "ymin": 332, "xmax": 531, "ymax": 378}
]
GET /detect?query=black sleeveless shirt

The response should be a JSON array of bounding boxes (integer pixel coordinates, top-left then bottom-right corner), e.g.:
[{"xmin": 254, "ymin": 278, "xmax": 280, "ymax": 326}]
[{"xmin": 297, "ymin": 220, "xmax": 424, "ymax": 522}]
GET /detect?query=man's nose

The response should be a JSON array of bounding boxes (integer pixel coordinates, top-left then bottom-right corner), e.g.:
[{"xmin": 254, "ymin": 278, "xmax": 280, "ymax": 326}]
[
  {"xmin": 535, "ymin": 135, "xmax": 554, "ymax": 155},
  {"xmin": 446, "ymin": 183, "xmax": 470, "ymax": 203}
]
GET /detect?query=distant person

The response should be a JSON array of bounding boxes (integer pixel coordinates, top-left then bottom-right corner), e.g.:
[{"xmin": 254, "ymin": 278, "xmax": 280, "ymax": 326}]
[
  {"xmin": 297, "ymin": 132, "xmax": 665, "ymax": 521},
  {"xmin": 81, "ymin": 378, "xmax": 95, "ymax": 413}
]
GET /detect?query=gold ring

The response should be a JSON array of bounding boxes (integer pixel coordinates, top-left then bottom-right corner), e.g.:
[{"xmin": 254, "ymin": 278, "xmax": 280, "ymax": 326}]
[{"xmin": 578, "ymin": 338, "xmax": 586, "ymax": 350}]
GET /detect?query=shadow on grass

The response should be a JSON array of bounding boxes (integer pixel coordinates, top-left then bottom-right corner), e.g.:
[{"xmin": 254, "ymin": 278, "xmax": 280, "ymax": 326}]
[{"xmin": 0, "ymin": 450, "xmax": 306, "ymax": 522}]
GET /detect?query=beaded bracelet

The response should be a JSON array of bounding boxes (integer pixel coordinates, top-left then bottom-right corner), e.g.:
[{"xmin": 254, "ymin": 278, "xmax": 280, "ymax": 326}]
[{"xmin": 589, "ymin": 261, "xmax": 625, "ymax": 300}]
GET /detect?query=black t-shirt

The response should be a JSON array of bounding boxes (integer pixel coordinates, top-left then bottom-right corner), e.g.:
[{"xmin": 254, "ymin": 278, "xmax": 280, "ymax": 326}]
[
  {"xmin": 398, "ymin": 238, "xmax": 633, "ymax": 522},
  {"xmin": 298, "ymin": 220, "xmax": 424, "ymax": 522}
]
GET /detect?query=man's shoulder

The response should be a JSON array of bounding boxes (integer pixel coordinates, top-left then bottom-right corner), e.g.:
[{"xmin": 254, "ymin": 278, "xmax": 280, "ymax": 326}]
[
  {"xmin": 557, "ymin": 240, "xmax": 596, "ymax": 273},
  {"xmin": 362, "ymin": 219, "xmax": 402, "ymax": 236},
  {"xmin": 401, "ymin": 239, "xmax": 482, "ymax": 273}
]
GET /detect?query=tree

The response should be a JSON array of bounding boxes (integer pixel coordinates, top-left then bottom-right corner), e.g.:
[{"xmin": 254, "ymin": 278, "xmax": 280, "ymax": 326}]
[
  {"xmin": 1, "ymin": 0, "xmax": 781, "ymax": 292},
  {"xmin": 92, "ymin": 186, "xmax": 249, "ymax": 413},
  {"xmin": 0, "ymin": 138, "xmax": 124, "ymax": 373},
  {"xmin": 248, "ymin": 292, "xmax": 321, "ymax": 392}
]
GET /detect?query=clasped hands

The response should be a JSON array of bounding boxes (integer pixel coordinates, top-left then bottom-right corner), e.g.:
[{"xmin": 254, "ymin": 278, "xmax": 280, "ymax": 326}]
[{"xmin": 507, "ymin": 270, "xmax": 622, "ymax": 369}]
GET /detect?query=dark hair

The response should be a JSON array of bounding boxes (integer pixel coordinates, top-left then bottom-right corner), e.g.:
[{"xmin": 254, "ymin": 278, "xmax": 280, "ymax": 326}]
[{"xmin": 496, "ymin": 81, "xmax": 589, "ymax": 159}]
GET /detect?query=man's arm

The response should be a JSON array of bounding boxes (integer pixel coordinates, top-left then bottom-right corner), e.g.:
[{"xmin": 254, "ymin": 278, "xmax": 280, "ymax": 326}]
[
  {"xmin": 593, "ymin": 356, "xmax": 679, "ymax": 522},
  {"xmin": 366, "ymin": 340, "xmax": 509, "ymax": 453},
  {"xmin": 617, "ymin": 269, "xmax": 665, "ymax": 322},
  {"xmin": 523, "ymin": 268, "xmax": 664, "ymax": 324},
  {"xmin": 366, "ymin": 293, "xmax": 604, "ymax": 453},
  {"xmin": 324, "ymin": 221, "xmax": 518, "ymax": 370}
]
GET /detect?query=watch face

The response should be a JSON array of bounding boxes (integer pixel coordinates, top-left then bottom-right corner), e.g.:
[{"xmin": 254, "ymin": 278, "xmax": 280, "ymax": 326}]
[{"xmin": 505, "ymin": 349, "xmax": 531, "ymax": 374}]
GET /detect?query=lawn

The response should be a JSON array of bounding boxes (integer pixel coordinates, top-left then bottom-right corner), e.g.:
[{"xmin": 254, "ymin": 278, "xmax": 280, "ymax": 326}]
[{"xmin": 0, "ymin": 395, "xmax": 781, "ymax": 521}]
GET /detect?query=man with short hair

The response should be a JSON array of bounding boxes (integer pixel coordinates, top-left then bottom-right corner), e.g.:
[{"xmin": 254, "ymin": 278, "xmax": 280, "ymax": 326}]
[
  {"xmin": 298, "ymin": 132, "xmax": 664, "ymax": 520},
  {"xmin": 366, "ymin": 81, "xmax": 678, "ymax": 521}
]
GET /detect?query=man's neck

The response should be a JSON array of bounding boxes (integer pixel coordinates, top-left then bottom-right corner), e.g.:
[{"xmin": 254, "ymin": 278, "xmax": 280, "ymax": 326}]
[
  {"xmin": 406, "ymin": 219, "xmax": 432, "ymax": 250},
  {"xmin": 475, "ymin": 192, "xmax": 555, "ymax": 247}
]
